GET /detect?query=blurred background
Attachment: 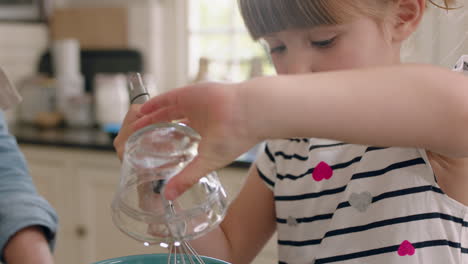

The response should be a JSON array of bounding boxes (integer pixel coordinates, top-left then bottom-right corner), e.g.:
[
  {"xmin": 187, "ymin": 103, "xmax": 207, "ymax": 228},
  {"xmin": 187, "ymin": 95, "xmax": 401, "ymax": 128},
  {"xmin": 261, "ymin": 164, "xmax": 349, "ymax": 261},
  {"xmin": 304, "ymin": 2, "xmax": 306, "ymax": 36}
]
[
  {"xmin": 3, "ymin": 0, "xmax": 276, "ymax": 131},
  {"xmin": 1, "ymin": 1, "xmax": 276, "ymax": 264},
  {"xmin": 3, "ymin": 0, "xmax": 468, "ymax": 128}
]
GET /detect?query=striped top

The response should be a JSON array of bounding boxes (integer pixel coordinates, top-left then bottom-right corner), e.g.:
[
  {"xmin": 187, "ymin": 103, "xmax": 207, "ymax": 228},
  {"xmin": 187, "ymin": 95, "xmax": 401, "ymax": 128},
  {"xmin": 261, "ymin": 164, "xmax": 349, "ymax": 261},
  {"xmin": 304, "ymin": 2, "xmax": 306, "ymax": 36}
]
[{"xmin": 256, "ymin": 139, "xmax": 468, "ymax": 264}]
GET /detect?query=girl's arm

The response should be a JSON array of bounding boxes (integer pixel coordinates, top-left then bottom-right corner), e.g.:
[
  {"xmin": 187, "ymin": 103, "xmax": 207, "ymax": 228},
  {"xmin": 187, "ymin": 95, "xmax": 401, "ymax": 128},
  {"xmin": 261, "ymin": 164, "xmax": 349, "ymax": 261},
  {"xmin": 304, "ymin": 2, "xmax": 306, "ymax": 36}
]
[
  {"xmin": 186, "ymin": 166, "xmax": 276, "ymax": 264},
  {"xmin": 245, "ymin": 64, "xmax": 468, "ymax": 158},
  {"xmin": 136, "ymin": 63, "xmax": 468, "ymax": 199},
  {"xmin": 4, "ymin": 226, "xmax": 54, "ymax": 264}
]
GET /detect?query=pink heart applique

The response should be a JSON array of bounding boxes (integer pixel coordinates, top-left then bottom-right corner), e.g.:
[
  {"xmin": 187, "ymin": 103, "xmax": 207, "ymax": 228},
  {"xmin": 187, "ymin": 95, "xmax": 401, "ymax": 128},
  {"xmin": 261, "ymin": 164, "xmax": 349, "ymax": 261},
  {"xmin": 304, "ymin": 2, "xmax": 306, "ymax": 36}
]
[
  {"xmin": 398, "ymin": 240, "xmax": 415, "ymax": 256},
  {"xmin": 312, "ymin": 161, "xmax": 333, "ymax": 181}
]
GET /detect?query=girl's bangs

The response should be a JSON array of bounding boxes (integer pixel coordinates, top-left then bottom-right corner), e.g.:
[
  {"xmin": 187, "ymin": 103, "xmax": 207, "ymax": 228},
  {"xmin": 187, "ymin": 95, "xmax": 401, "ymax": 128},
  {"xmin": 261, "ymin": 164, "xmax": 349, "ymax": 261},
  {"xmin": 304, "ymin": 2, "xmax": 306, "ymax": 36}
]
[{"xmin": 238, "ymin": 0, "xmax": 360, "ymax": 40}]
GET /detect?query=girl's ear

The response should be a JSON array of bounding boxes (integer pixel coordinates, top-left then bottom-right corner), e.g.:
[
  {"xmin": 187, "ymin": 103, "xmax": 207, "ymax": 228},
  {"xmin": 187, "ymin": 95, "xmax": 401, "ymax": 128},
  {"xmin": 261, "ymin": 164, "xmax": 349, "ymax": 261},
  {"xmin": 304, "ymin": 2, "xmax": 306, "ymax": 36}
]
[{"xmin": 389, "ymin": 0, "xmax": 425, "ymax": 42}]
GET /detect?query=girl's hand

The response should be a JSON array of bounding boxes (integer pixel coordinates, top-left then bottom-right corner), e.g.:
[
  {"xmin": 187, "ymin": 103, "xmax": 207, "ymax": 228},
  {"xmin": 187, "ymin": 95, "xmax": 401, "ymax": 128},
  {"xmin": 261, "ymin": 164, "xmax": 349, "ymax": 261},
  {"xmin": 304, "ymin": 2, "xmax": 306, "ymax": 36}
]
[
  {"xmin": 113, "ymin": 104, "xmax": 144, "ymax": 161},
  {"xmin": 134, "ymin": 82, "xmax": 258, "ymax": 200}
]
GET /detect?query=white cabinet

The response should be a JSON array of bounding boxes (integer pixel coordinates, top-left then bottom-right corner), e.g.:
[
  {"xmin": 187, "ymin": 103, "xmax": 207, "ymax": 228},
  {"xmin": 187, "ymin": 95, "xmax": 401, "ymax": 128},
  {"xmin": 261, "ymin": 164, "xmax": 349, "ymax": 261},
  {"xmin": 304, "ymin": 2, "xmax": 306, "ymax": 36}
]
[
  {"xmin": 19, "ymin": 144, "xmax": 277, "ymax": 264},
  {"xmin": 20, "ymin": 145, "xmax": 163, "ymax": 264}
]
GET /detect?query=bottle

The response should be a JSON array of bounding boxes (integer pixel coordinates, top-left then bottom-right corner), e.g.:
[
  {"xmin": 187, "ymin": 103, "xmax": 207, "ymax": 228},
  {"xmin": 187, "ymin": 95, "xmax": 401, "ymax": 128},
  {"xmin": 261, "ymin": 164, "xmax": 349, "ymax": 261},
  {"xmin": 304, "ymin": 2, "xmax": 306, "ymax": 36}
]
[
  {"xmin": 191, "ymin": 57, "xmax": 211, "ymax": 83},
  {"xmin": 111, "ymin": 73, "xmax": 228, "ymax": 245},
  {"xmin": 249, "ymin": 56, "xmax": 264, "ymax": 79},
  {"xmin": 94, "ymin": 73, "xmax": 129, "ymax": 128}
]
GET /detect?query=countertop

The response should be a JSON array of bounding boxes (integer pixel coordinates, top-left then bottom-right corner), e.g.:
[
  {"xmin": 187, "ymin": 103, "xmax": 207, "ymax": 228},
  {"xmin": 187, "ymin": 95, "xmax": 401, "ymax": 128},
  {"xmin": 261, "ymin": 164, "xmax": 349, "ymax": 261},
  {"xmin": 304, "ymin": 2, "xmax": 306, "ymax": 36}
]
[{"xmin": 10, "ymin": 123, "xmax": 254, "ymax": 168}]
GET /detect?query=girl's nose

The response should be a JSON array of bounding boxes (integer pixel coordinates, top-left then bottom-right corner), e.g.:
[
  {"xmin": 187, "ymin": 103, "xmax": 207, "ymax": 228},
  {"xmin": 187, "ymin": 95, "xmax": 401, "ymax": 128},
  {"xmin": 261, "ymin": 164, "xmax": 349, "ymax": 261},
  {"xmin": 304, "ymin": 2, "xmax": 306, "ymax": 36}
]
[{"xmin": 285, "ymin": 53, "xmax": 314, "ymax": 74}]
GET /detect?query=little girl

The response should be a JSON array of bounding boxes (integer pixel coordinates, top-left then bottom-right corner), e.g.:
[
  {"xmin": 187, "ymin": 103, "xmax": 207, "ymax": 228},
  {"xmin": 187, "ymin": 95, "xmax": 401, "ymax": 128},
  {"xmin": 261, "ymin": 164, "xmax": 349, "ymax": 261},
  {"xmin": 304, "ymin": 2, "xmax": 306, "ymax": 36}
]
[{"xmin": 115, "ymin": 0, "xmax": 468, "ymax": 263}]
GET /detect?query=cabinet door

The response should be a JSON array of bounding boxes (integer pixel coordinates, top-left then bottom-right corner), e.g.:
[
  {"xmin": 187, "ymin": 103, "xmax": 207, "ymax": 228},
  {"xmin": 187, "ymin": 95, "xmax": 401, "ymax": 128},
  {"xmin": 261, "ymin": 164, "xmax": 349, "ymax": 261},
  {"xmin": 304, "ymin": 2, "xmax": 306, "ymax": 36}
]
[
  {"xmin": 20, "ymin": 146, "xmax": 80, "ymax": 264},
  {"xmin": 74, "ymin": 157, "xmax": 166, "ymax": 264}
]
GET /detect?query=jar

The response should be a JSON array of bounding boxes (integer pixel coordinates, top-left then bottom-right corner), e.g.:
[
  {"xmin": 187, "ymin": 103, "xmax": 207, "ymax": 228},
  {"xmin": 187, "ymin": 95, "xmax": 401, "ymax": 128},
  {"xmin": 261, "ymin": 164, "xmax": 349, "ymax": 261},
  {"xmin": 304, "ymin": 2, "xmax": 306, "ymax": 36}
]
[{"xmin": 111, "ymin": 122, "xmax": 228, "ymax": 245}]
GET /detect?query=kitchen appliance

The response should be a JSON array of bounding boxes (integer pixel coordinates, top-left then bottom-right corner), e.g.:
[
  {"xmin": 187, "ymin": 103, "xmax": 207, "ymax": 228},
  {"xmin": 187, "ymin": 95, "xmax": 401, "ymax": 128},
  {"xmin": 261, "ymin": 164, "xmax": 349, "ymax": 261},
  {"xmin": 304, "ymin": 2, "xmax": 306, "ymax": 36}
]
[
  {"xmin": 51, "ymin": 39, "xmax": 86, "ymax": 114},
  {"xmin": 38, "ymin": 49, "xmax": 143, "ymax": 94}
]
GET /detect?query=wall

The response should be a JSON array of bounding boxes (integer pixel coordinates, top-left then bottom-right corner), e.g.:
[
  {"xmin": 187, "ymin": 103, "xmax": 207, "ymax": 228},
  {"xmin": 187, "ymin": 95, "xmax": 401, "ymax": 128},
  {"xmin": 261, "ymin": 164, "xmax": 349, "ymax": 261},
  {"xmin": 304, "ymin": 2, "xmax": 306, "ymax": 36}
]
[
  {"xmin": 401, "ymin": 3, "xmax": 468, "ymax": 67},
  {"xmin": 0, "ymin": 23, "xmax": 48, "ymax": 86},
  {"xmin": 0, "ymin": 23, "xmax": 48, "ymax": 123}
]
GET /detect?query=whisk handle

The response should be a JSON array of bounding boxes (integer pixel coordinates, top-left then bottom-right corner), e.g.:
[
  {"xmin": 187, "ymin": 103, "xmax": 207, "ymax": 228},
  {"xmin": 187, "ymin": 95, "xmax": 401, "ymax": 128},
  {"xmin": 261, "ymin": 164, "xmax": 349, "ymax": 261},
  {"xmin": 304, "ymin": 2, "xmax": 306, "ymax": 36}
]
[
  {"xmin": 128, "ymin": 72, "xmax": 150, "ymax": 104},
  {"xmin": 127, "ymin": 72, "xmax": 165, "ymax": 194}
]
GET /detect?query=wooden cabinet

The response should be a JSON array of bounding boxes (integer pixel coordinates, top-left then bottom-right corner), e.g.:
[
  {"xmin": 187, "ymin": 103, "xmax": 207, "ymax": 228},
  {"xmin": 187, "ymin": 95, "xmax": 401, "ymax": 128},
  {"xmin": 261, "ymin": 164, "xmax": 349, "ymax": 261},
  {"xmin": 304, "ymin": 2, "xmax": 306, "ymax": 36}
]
[{"xmin": 19, "ymin": 144, "xmax": 277, "ymax": 264}]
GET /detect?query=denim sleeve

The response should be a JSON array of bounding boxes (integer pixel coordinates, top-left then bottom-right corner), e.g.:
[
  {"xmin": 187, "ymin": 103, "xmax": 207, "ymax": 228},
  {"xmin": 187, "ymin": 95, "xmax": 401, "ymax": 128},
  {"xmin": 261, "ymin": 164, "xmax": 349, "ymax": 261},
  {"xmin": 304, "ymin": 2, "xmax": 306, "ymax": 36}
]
[{"xmin": 0, "ymin": 112, "xmax": 58, "ymax": 261}]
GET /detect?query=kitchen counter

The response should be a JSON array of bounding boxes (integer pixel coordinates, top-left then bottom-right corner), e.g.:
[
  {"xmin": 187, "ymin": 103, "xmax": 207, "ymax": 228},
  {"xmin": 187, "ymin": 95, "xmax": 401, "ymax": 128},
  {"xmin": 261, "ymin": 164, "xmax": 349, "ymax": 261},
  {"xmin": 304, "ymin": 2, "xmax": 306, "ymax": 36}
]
[{"xmin": 9, "ymin": 123, "xmax": 254, "ymax": 168}]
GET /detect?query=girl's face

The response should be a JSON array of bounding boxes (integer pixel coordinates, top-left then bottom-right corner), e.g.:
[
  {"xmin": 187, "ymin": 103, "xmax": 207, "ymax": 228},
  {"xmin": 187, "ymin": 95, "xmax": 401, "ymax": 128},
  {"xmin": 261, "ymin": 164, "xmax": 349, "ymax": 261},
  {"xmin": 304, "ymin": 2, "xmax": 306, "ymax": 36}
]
[{"xmin": 263, "ymin": 16, "xmax": 400, "ymax": 74}]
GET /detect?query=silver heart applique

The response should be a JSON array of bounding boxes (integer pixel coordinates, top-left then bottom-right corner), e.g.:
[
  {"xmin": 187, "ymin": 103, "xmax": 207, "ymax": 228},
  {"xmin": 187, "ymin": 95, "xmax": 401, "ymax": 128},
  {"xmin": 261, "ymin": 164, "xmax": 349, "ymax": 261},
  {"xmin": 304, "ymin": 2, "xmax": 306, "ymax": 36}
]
[
  {"xmin": 287, "ymin": 216, "xmax": 299, "ymax": 227},
  {"xmin": 349, "ymin": 191, "xmax": 373, "ymax": 212}
]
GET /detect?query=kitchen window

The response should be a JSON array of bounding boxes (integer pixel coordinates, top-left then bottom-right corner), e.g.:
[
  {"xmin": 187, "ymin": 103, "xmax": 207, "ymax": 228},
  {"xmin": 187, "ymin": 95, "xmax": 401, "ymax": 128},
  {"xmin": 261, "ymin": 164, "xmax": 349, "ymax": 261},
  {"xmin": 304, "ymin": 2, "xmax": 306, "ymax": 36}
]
[{"xmin": 187, "ymin": 0, "xmax": 274, "ymax": 82}]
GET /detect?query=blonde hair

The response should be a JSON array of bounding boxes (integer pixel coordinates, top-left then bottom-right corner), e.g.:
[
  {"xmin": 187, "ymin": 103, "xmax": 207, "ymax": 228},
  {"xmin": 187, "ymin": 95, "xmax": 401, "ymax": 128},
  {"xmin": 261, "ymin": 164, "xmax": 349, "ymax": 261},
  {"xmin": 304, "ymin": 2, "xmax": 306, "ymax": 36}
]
[{"xmin": 239, "ymin": 0, "xmax": 457, "ymax": 40}]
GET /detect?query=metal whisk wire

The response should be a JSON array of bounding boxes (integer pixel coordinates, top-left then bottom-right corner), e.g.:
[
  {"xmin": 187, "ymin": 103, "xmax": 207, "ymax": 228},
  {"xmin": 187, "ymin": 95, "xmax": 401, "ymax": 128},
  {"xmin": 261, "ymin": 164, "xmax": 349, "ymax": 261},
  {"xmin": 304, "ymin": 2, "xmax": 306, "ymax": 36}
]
[
  {"xmin": 167, "ymin": 240, "xmax": 206, "ymax": 264},
  {"xmin": 165, "ymin": 200, "xmax": 205, "ymax": 264}
]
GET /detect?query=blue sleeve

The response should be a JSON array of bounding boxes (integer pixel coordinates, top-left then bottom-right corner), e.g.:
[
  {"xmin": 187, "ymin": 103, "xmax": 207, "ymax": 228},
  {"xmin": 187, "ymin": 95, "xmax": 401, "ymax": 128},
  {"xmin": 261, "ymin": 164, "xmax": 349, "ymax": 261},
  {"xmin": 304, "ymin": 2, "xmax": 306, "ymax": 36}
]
[{"xmin": 0, "ymin": 112, "xmax": 58, "ymax": 261}]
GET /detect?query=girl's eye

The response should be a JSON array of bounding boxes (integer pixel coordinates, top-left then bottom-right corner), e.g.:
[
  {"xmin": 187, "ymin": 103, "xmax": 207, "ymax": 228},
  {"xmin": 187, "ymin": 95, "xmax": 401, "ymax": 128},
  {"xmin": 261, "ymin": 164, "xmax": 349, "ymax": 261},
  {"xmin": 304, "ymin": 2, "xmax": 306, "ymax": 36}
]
[
  {"xmin": 270, "ymin": 45, "xmax": 286, "ymax": 54},
  {"xmin": 311, "ymin": 37, "xmax": 336, "ymax": 48}
]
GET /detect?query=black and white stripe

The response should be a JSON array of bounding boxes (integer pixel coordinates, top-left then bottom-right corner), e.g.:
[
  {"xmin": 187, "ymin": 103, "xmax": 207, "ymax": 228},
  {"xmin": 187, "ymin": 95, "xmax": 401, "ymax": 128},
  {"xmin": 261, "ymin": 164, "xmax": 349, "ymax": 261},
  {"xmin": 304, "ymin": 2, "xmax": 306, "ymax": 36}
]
[{"xmin": 255, "ymin": 139, "xmax": 467, "ymax": 264}]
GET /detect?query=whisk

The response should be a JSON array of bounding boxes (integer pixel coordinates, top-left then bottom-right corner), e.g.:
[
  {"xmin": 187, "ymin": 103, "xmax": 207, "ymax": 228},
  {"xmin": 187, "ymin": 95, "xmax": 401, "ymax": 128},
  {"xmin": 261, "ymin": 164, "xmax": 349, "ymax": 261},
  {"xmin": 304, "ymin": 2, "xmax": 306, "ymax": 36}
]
[
  {"xmin": 163, "ymin": 201, "xmax": 206, "ymax": 264},
  {"xmin": 167, "ymin": 242, "xmax": 205, "ymax": 264},
  {"xmin": 128, "ymin": 73, "xmax": 207, "ymax": 264}
]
